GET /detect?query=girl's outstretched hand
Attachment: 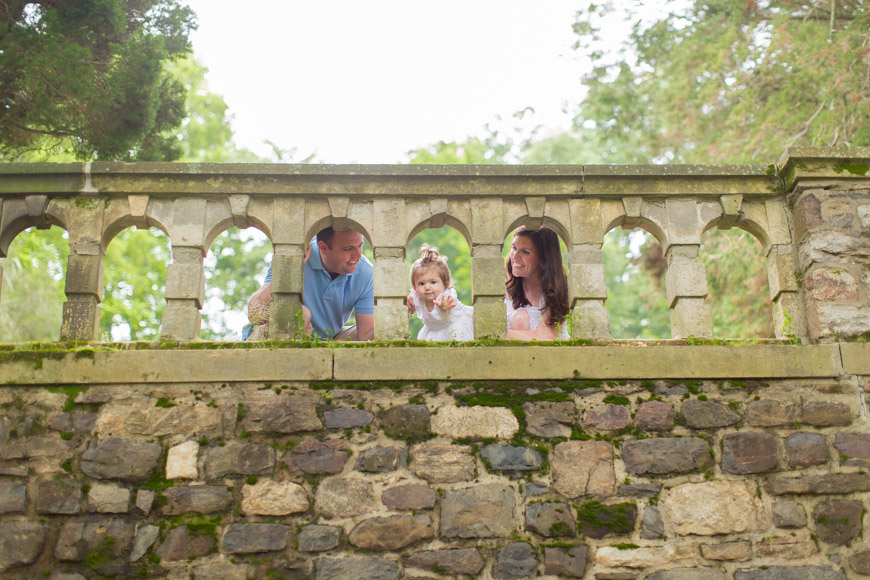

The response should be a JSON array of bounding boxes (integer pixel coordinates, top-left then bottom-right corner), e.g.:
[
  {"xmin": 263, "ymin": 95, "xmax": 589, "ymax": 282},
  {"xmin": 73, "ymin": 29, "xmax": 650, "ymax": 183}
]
[{"xmin": 434, "ymin": 294, "xmax": 458, "ymax": 311}]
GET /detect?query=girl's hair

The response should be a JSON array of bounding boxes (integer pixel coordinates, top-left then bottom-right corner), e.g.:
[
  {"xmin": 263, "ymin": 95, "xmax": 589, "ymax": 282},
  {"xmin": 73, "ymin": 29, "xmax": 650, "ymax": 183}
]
[
  {"xmin": 410, "ymin": 245, "xmax": 452, "ymax": 287},
  {"xmin": 505, "ymin": 227, "xmax": 569, "ymax": 325}
]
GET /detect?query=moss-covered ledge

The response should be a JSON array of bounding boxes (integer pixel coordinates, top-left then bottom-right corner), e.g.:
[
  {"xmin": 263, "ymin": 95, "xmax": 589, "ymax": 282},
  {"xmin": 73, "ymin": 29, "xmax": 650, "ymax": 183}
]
[{"xmin": 0, "ymin": 341, "xmax": 855, "ymax": 385}]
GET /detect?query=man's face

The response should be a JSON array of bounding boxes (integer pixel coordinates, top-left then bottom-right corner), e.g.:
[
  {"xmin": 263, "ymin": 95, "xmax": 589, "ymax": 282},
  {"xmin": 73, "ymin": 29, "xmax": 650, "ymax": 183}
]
[{"xmin": 318, "ymin": 230, "xmax": 364, "ymax": 275}]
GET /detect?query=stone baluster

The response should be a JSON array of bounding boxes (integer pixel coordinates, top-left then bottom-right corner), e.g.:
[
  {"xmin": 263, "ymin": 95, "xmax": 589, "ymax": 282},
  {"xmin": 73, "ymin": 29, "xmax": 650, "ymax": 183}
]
[
  {"xmin": 568, "ymin": 199, "xmax": 611, "ymax": 339},
  {"xmin": 470, "ymin": 198, "xmax": 506, "ymax": 339},
  {"xmin": 374, "ymin": 246, "xmax": 408, "ymax": 340},
  {"xmin": 161, "ymin": 246, "xmax": 204, "ymax": 340},
  {"xmin": 268, "ymin": 243, "xmax": 306, "ymax": 339},
  {"xmin": 60, "ymin": 200, "xmax": 105, "ymax": 341},
  {"xmin": 666, "ymin": 245, "xmax": 713, "ymax": 339}
]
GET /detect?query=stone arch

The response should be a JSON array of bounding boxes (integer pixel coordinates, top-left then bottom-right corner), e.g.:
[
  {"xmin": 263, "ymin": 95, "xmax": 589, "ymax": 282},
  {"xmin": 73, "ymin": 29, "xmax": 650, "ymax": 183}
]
[
  {"xmin": 603, "ymin": 216, "xmax": 668, "ymax": 248},
  {"xmin": 504, "ymin": 215, "xmax": 572, "ymax": 247},
  {"xmin": 1, "ymin": 197, "xmax": 60, "ymax": 257},
  {"xmin": 701, "ymin": 215, "xmax": 771, "ymax": 254},
  {"xmin": 406, "ymin": 214, "xmax": 472, "ymax": 250},
  {"xmin": 305, "ymin": 216, "xmax": 373, "ymax": 248}
]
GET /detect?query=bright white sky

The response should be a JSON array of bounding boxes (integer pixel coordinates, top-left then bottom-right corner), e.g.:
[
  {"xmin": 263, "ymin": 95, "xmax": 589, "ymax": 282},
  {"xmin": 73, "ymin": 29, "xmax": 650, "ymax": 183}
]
[{"xmin": 185, "ymin": 1, "xmax": 588, "ymax": 163}]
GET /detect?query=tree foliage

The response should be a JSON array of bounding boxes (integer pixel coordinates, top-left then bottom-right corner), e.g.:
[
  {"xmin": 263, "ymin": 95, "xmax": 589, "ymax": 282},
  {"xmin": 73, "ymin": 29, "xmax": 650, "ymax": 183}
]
[
  {"xmin": 574, "ymin": 0, "xmax": 870, "ymax": 163},
  {"xmin": 0, "ymin": 0, "xmax": 196, "ymax": 161}
]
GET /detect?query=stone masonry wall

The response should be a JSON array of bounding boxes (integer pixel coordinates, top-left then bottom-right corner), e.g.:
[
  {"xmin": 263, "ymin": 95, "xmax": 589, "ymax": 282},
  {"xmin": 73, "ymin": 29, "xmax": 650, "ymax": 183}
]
[{"xmin": 2, "ymin": 374, "xmax": 869, "ymax": 580}]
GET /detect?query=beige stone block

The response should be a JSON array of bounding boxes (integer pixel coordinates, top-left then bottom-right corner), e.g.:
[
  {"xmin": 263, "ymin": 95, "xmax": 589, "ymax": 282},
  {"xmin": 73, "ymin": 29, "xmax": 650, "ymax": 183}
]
[
  {"xmin": 373, "ymin": 198, "xmax": 405, "ymax": 247},
  {"xmin": 374, "ymin": 255, "xmax": 407, "ymax": 298},
  {"xmin": 661, "ymin": 481, "xmax": 767, "ymax": 536},
  {"xmin": 166, "ymin": 441, "xmax": 199, "ymax": 480},
  {"xmin": 570, "ymin": 301, "xmax": 612, "ymax": 340},
  {"xmin": 755, "ymin": 534, "xmax": 817, "ymax": 559},
  {"xmin": 767, "ymin": 250, "xmax": 798, "ymax": 299},
  {"xmin": 241, "ymin": 480, "xmax": 308, "ymax": 515},
  {"xmin": 375, "ymin": 298, "xmax": 408, "ymax": 340},
  {"xmin": 551, "ymin": 440, "xmax": 614, "ymax": 499},
  {"xmin": 670, "ymin": 297, "xmax": 713, "ymax": 339},
  {"xmin": 808, "ymin": 303, "xmax": 870, "ymax": 341},
  {"xmin": 569, "ymin": 244, "xmax": 603, "ymax": 264},
  {"xmin": 160, "ymin": 300, "xmax": 202, "ymax": 341},
  {"xmin": 271, "ymin": 198, "xmax": 306, "ymax": 245},
  {"xmin": 472, "ymin": 256, "xmax": 506, "ymax": 297},
  {"xmin": 165, "ymin": 262, "xmax": 204, "ymax": 304},
  {"xmin": 473, "ymin": 296, "xmax": 506, "ymax": 339},
  {"xmin": 61, "ymin": 298, "xmax": 99, "ymax": 341},
  {"xmin": 271, "ymin": 255, "xmax": 304, "ymax": 294},
  {"xmin": 765, "ymin": 199, "xmax": 793, "ymax": 246},
  {"xmin": 431, "ymin": 406, "xmax": 519, "ymax": 439},
  {"xmin": 772, "ymin": 292, "xmax": 804, "ymax": 340},
  {"xmin": 569, "ymin": 263, "xmax": 607, "ymax": 300},
  {"xmin": 470, "ymin": 198, "xmax": 504, "ymax": 245},
  {"xmin": 596, "ymin": 543, "xmax": 694, "ymax": 569},
  {"xmin": 87, "ymin": 483, "xmax": 130, "ymax": 514},
  {"xmin": 411, "ymin": 443, "xmax": 475, "ymax": 484},
  {"xmin": 315, "ymin": 477, "xmax": 377, "ymax": 518},
  {"xmin": 569, "ymin": 198, "xmax": 603, "ymax": 244},
  {"xmin": 700, "ymin": 541, "xmax": 751, "ymax": 561},
  {"xmin": 841, "ymin": 342, "xmax": 870, "ymax": 375},
  {"xmin": 666, "ymin": 198, "xmax": 701, "ymax": 245},
  {"xmin": 269, "ymin": 293, "xmax": 303, "ymax": 339},
  {"xmin": 665, "ymin": 260, "xmax": 708, "ymax": 306},
  {"xmin": 169, "ymin": 197, "xmax": 207, "ymax": 248},
  {"xmin": 805, "ymin": 267, "xmax": 859, "ymax": 302},
  {"xmin": 97, "ymin": 402, "xmax": 222, "ymax": 438},
  {"xmin": 64, "ymin": 254, "xmax": 103, "ymax": 297}
]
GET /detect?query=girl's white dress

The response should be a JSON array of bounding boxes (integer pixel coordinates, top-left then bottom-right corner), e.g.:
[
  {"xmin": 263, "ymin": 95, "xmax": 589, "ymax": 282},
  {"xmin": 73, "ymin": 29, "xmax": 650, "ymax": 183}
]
[
  {"xmin": 505, "ymin": 297, "xmax": 569, "ymax": 339},
  {"xmin": 411, "ymin": 288, "xmax": 474, "ymax": 341}
]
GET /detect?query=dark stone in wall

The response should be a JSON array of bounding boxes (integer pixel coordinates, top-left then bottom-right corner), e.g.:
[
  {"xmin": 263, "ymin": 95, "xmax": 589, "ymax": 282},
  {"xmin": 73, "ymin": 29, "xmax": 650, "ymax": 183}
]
[
  {"xmin": 381, "ymin": 484, "xmax": 437, "ymax": 510},
  {"xmin": 283, "ymin": 438, "xmax": 349, "ymax": 475},
  {"xmin": 380, "ymin": 404, "xmax": 430, "ymax": 441},
  {"xmin": 493, "ymin": 542, "xmax": 539, "ymax": 579},
  {"xmin": 721, "ymin": 432, "xmax": 778, "ymax": 474},
  {"xmin": 576, "ymin": 500, "xmax": 637, "ymax": 539},
  {"xmin": 765, "ymin": 473, "xmax": 870, "ymax": 495},
  {"xmin": 850, "ymin": 550, "xmax": 870, "ymax": 575},
  {"xmin": 734, "ymin": 566, "xmax": 846, "ymax": 580},
  {"xmin": 524, "ymin": 401, "xmax": 575, "ymax": 438},
  {"xmin": 323, "ymin": 408, "xmax": 374, "ymax": 429},
  {"xmin": 46, "ymin": 412, "xmax": 97, "ymax": 434},
  {"xmin": 622, "ymin": 437, "xmax": 713, "ymax": 475},
  {"xmin": 205, "ymin": 442, "xmax": 276, "ymax": 479},
  {"xmin": 746, "ymin": 400, "xmax": 799, "ymax": 427},
  {"xmin": 161, "ymin": 486, "xmax": 233, "ymax": 515},
  {"xmin": 772, "ymin": 501, "xmax": 807, "ymax": 529},
  {"xmin": 405, "ymin": 548, "xmax": 485, "ymax": 575},
  {"xmin": 543, "ymin": 545, "xmax": 587, "ymax": 578},
  {"xmin": 635, "ymin": 401, "xmax": 674, "ymax": 432},
  {"xmin": 36, "ymin": 478, "xmax": 81, "ymax": 514},
  {"xmin": 242, "ymin": 395, "xmax": 322, "ymax": 434},
  {"xmin": 298, "ymin": 525, "xmax": 342, "ymax": 552},
  {"xmin": 618, "ymin": 482, "xmax": 662, "ymax": 497},
  {"xmin": 646, "ymin": 569, "xmax": 725, "ymax": 580},
  {"xmin": 681, "ymin": 400, "xmax": 741, "ymax": 429},
  {"xmin": 0, "ymin": 480, "xmax": 26, "ymax": 514},
  {"xmin": 440, "ymin": 484, "xmax": 515, "ymax": 539},
  {"xmin": 584, "ymin": 403, "xmax": 631, "ymax": 431},
  {"xmin": 348, "ymin": 515, "xmax": 434, "ymax": 551},
  {"xmin": 801, "ymin": 401, "xmax": 851, "ymax": 427},
  {"xmin": 482, "ymin": 444, "xmax": 543, "ymax": 473},
  {"xmin": 80, "ymin": 437, "xmax": 162, "ymax": 481},
  {"xmin": 785, "ymin": 432, "xmax": 829, "ymax": 468},
  {"xmin": 355, "ymin": 446, "xmax": 407, "ymax": 472},
  {"xmin": 316, "ymin": 557, "xmax": 399, "ymax": 580},
  {"xmin": 0, "ymin": 521, "xmax": 47, "ymax": 571},
  {"xmin": 524, "ymin": 501, "xmax": 576, "ymax": 537},
  {"xmin": 221, "ymin": 523, "xmax": 290, "ymax": 554},
  {"xmin": 813, "ymin": 501, "xmax": 863, "ymax": 545},
  {"xmin": 157, "ymin": 525, "xmax": 216, "ymax": 561},
  {"xmin": 641, "ymin": 506, "xmax": 664, "ymax": 539},
  {"xmin": 54, "ymin": 519, "xmax": 134, "ymax": 562},
  {"xmin": 833, "ymin": 432, "xmax": 870, "ymax": 466}
]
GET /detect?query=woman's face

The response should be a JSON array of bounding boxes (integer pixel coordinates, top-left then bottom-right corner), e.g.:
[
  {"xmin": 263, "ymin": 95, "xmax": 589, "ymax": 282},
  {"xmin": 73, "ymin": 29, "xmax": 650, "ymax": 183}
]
[{"xmin": 509, "ymin": 235, "xmax": 540, "ymax": 279}]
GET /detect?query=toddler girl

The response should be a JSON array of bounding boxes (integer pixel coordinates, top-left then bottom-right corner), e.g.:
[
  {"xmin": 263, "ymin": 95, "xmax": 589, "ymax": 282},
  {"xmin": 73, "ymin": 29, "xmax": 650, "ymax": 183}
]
[{"xmin": 407, "ymin": 245, "xmax": 474, "ymax": 341}]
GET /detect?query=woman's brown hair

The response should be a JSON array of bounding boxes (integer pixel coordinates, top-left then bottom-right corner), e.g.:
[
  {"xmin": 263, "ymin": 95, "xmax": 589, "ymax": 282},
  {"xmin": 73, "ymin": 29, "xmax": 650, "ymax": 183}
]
[{"xmin": 505, "ymin": 227, "xmax": 569, "ymax": 326}]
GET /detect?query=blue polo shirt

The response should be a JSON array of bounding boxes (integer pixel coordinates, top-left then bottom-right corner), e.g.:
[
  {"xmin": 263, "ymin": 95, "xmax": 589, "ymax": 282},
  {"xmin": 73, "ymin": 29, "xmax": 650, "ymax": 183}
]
[{"xmin": 250, "ymin": 238, "xmax": 374, "ymax": 339}]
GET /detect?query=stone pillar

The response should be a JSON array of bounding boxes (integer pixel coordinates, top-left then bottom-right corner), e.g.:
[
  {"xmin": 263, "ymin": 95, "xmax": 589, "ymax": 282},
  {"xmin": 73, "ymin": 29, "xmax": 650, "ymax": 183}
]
[
  {"xmin": 161, "ymin": 247, "xmax": 204, "ymax": 341},
  {"xmin": 569, "ymin": 244, "xmax": 611, "ymax": 339},
  {"xmin": 61, "ymin": 249, "xmax": 104, "ymax": 340},
  {"xmin": 665, "ymin": 245, "xmax": 713, "ymax": 339},
  {"xmin": 766, "ymin": 244, "xmax": 804, "ymax": 341},
  {"xmin": 374, "ymin": 247, "xmax": 408, "ymax": 340},
  {"xmin": 792, "ymin": 185, "xmax": 870, "ymax": 342},
  {"xmin": 472, "ymin": 244, "xmax": 506, "ymax": 338},
  {"xmin": 268, "ymin": 244, "xmax": 306, "ymax": 340}
]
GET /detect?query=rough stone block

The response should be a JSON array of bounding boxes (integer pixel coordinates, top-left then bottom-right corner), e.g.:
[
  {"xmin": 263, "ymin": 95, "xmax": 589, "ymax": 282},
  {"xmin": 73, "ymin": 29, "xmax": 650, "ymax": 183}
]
[
  {"xmin": 483, "ymin": 444, "xmax": 543, "ymax": 474},
  {"xmin": 721, "ymin": 431, "xmax": 778, "ymax": 474},
  {"xmin": 316, "ymin": 557, "xmax": 399, "ymax": 580},
  {"xmin": 813, "ymin": 501, "xmax": 863, "ymax": 545},
  {"xmin": 833, "ymin": 432, "xmax": 870, "ymax": 466},
  {"xmin": 793, "ymin": 193, "xmax": 822, "ymax": 241},
  {"xmin": 315, "ymin": 477, "xmax": 377, "ymax": 518},
  {"xmin": 282, "ymin": 438, "xmax": 349, "ymax": 475},
  {"xmin": 806, "ymin": 268, "xmax": 859, "ymax": 302},
  {"xmin": 355, "ymin": 446, "xmax": 407, "ymax": 473},
  {"xmin": 380, "ymin": 404, "xmax": 430, "ymax": 441},
  {"xmin": 850, "ymin": 550, "xmax": 870, "ymax": 576},
  {"xmin": 36, "ymin": 478, "xmax": 81, "ymax": 514},
  {"xmin": 576, "ymin": 500, "xmax": 637, "ymax": 538},
  {"xmin": 747, "ymin": 400, "xmax": 800, "ymax": 427},
  {"xmin": 54, "ymin": 519, "xmax": 134, "ymax": 562},
  {"xmin": 799, "ymin": 231, "xmax": 870, "ymax": 270},
  {"xmin": 666, "ymin": 199, "xmax": 702, "ymax": 245},
  {"xmin": 755, "ymin": 535, "xmax": 817, "ymax": 559},
  {"xmin": 373, "ymin": 255, "xmax": 407, "ymax": 297},
  {"xmin": 47, "ymin": 412, "xmax": 96, "ymax": 434},
  {"xmin": 157, "ymin": 525, "xmax": 215, "ymax": 561},
  {"xmin": 665, "ymin": 260, "xmax": 708, "ymax": 306},
  {"xmin": 298, "ymin": 525, "xmax": 342, "ymax": 552},
  {"xmin": 130, "ymin": 524, "xmax": 159, "ymax": 563},
  {"xmin": 765, "ymin": 473, "xmax": 870, "ymax": 495},
  {"xmin": 86, "ymin": 483, "xmax": 129, "ymax": 514},
  {"xmin": 406, "ymin": 548, "xmax": 485, "ymax": 575},
  {"xmin": 661, "ymin": 481, "xmax": 766, "ymax": 536},
  {"xmin": 382, "ymin": 483, "xmax": 437, "ymax": 511},
  {"xmin": 242, "ymin": 395, "xmax": 322, "ymax": 433},
  {"xmin": 635, "ymin": 401, "xmax": 674, "ymax": 431},
  {"xmin": 166, "ymin": 440, "xmax": 198, "ymax": 480},
  {"xmin": 622, "ymin": 437, "xmax": 713, "ymax": 475},
  {"xmin": 473, "ymin": 295, "xmax": 507, "ymax": 338},
  {"xmin": 241, "ymin": 480, "xmax": 308, "ymax": 516},
  {"xmin": 375, "ymin": 298, "xmax": 409, "ymax": 340},
  {"xmin": 160, "ymin": 300, "xmax": 202, "ymax": 340},
  {"xmin": 161, "ymin": 486, "xmax": 233, "ymax": 515},
  {"xmin": 802, "ymin": 401, "xmax": 852, "ymax": 427},
  {"xmin": 766, "ymin": 251, "xmax": 798, "ymax": 300},
  {"xmin": 525, "ymin": 501, "xmax": 576, "ymax": 537},
  {"xmin": 220, "ymin": 523, "xmax": 290, "ymax": 554},
  {"xmin": 570, "ymin": 300, "xmax": 612, "ymax": 339},
  {"xmin": 324, "ymin": 408, "xmax": 374, "ymax": 429},
  {"xmin": 270, "ymin": 254, "xmax": 304, "ymax": 294},
  {"xmin": 61, "ymin": 298, "xmax": 100, "ymax": 341},
  {"xmin": 785, "ymin": 432, "xmax": 829, "ymax": 468},
  {"xmin": 348, "ymin": 514, "xmax": 434, "ymax": 551},
  {"xmin": 0, "ymin": 521, "xmax": 47, "ymax": 571},
  {"xmin": 411, "ymin": 443, "xmax": 475, "ymax": 483},
  {"xmin": 595, "ymin": 543, "xmax": 694, "ymax": 569},
  {"xmin": 584, "ymin": 403, "xmax": 631, "ymax": 431},
  {"xmin": 670, "ymin": 296, "xmax": 713, "ymax": 338},
  {"xmin": 472, "ymin": 256, "xmax": 508, "ymax": 297},
  {"xmin": 641, "ymin": 505, "xmax": 664, "ymax": 539},
  {"xmin": 682, "ymin": 398, "xmax": 741, "ymax": 428},
  {"xmin": 206, "ymin": 442, "xmax": 276, "ymax": 479},
  {"xmin": 551, "ymin": 440, "xmax": 615, "ymax": 498},
  {"xmin": 164, "ymin": 262, "xmax": 204, "ymax": 303},
  {"xmin": 525, "ymin": 401, "xmax": 575, "ymax": 438},
  {"xmin": 772, "ymin": 501, "xmax": 807, "ymax": 529},
  {"xmin": 64, "ymin": 254, "xmax": 103, "ymax": 296},
  {"xmin": 493, "ymin": 542, "xmax": 539, "ymax": 579},
  {"xmin": 81, "ymin": 437, "xmax": 162, "ymax": 482},
  {"xmin": 431, "ymin": 405, "xmax": 519, "ymax": 439},
  {"xmin": 808, "ymin": 303, "xmax": 870, "ymax": 340},
  {"xmin": 440, "ymin": 484, "xmax": 515, "ymax": 538},
  {"xmin": 646, "ymin": 569, "xmax": 725, "ymax": 580},
  {"xmin": 569, "ymin": 263, "xmax": 607, "ymax": 300},
  {"xmin": 734, "ymin": 566, "xmax": 846, "ymax": 580},
  {"xmin": 618, "ymin": 482, "xmax": 662, "ymax": 497},
  {"xmin": 544, "ymin": 545, "xmax": 587, "ymax": 578},
  {"xmin": 0, "ymin": 480, "xmax": 26, "ymax": 514},
  {"xmin": 700, "ymin": 541, "xmax": 752, "ymax": 561}
]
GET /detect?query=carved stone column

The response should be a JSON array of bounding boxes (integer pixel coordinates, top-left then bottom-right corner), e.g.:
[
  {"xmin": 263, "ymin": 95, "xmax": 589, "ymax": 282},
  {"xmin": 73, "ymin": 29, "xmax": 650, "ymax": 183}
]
[
  {"xmin": 374, "ymin": 247, "xmax": 408, "ymax": 340},
  {"xmin": 60, "ymin": 200, "xmax": 104, "ymax": 341},
  {"xmin": 569, "ymin": 244, "xmax": 611, "ymax": 339},
  {"xmin": 666, "ymin": 245, "xmax": 713, "ymax": 339}
]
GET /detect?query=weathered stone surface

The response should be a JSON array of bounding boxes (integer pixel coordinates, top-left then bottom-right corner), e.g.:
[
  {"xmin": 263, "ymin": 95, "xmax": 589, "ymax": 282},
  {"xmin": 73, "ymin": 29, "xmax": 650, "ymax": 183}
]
[
  {"xmin": 205, "ymin": 442, "xmax": 276, "ymax": 479},
  {"xmin": 525, "ymin": 401, "xmax": 575, "ymax": 438},
  {"xmin": 646, "ymin": 569, "xmax": 725, "ymax": 580},
  {"xmin": 551, "ymin": 440, "xmax": 614, "ymax": 498},
  {"xmin": 700, "ymin": 541, "xmax": 752, "ymax": 561},
  {"xmin": 722, "ymin": 431, "xmax": 778, "ymax": 474},
  {"xmin": 765, "ymin": 473, "xmax": 870, "ymax": 495},
  {"xmin": 161, "ymin": 485, "xmax": 233, "ymax": 515},
  {"xmin": 641, "ymin": 505, "xmax": 664, "ymax": 539},
  {"xmin": 283, "ymin": 438, "xmax": 349, "ymax": 475},
  {"xmin": 315, "ymin": 477, "xmax": 377, "ymax": 518},
  {"xmin": 0, "ymin": 480, "xmax": 26, "ymax": 514},
  {"xmin": 382, "ymin": 484, "xmax": 437, "ymax": 510},
  {"xmin": 813, "ymin": 501, "xmax": 863, "ymax": 545},
  {"xmin": 130, "ymin": 524, "xmax": 159, "ymax": 562},
  {"xmin": 802, "ymin": 401, "xmax": 851, "ymax": 426},
  {"xmin": 411, "ymin": 443, "xmax": 475, "ymax": 483},
  {"xmin": 681, "ymin": 399, "xmax": 741, "ymax": 428},
  {"xmin": 135, "ymin": 489, "xmax": 154, "ymax": 515},
  {"xmin": 622, "ymin": 437, "xmax": 713, "ymax": 475},
  {"xmin": 80, "ymin": 437, "xmax": 162, "ymax": 481},
  {"xmin": 157, "ymin": 525, "xmax": 215, "ymax": 561},
  {"xmin": 431, "ymin": 405, "xmax": 519, "ymax": 439},
  {"xmin": 746, "ymin": 400, "xmax": 800, "ymax": 427},
  {"xmin": 37, "ymin": 478, "xmax": 81, "ymax": 514},
  {"xmin": 46, "ymin": 574, "xmax": 87, "ymax": 580},
  {"xmin": 355, "ymin": 446, "xmax": 407, "ymax": 472},
  {"xmin": 785, "ymin": 432, "xmax": 829, "ymax": 468},
  {"xmin": 349, "ymin": 514, "xmax": 433, "ymax": 551},
  {"xmin": 95, "ymin": 400, "xmax": 221, "ymax": 437},
  {"xmin": 166, "ymin": 440, "xmax": 199, "ymax": 480},
  {"xmin": 242, "ymin": 394, "xmax": 322, "ymax": 433},
  {"xmin": 755, "ymin": 535, "xmax": 817, "ymax": 559},
  {"xmin": 733, "ymin": 566, "xmax": 847, "ymax": 580},
  {"xmin": 596, "ymin": 543, "xmax": 694, "ymax": 568},
  {"xmin": 618, "ymin": 482, "xmax": 662, "ymax": 497},
  {"xmin": 324, "ymin": 408, "xmax": 374, "ymax": 429},
  {"xmin": 316, "ymin": 557, "xmax": 399, "ymax": 580},
  {"xmin": 47, "ymin": 412, "xmax": 97, "ymax": 434},
  {"xmin": 221, "ymin": 523, "xmax": 290, "ymax": 554},
  {"xmin": 87, "ymin": 483, "xmax": 130, "ymax": 513},
  {"xmin": 544, "ymin": 545, "xmax": 587, "ymax": 578},
  {"xmin": 661, "ymin": 481, "xmax": 766, "ymax": 536},
  {"xmin": 380, "ymin": 404, "xmax": 431, "ymax": 441},
  {"xmin": 635, "ymin": 401, "xmax": 674, "ymax": 432},
  {"xmin": 525, "ymin": 501, "xmax": 576, "ymax": 537},
  {"xmin": 809, "ymin": 303, "xmax": 870, "ymax": 340},
  {"xmin": 242, "ymin": 480, "xmax": 309, "ymax": 515},
  {"xmin": 493, "ymin": 542, "xmax": 538, "ymax": 579},
  {"xmin": 833, "ymin": 432, "xmax": 870, "ymax": 466},
  {"xmin": 192, "ymin": 561, "xmax": 251, "ymax": 580},
  {"xmin": 482, "ymin": 444, "xmax": 543, "ymax": 473},
  {"xmin": 406, "ymin": 549, "xmax": 484, "ymax": 575},
  {"xmin": 0, "ymin": 435, "xmax": 77, "ymax": 473},
  {"xmin": 298, "ymin": 525, "xmax": 342, "ymax": 552},
  {"xmin": 0, "ymin": 521, "xmax": 47, "ymax": 571},
  {"xmin": 584, "ymin": 404, "xmax": 631, "ymax": 431},
  {"xmin": 441, "ymin": 484, "xmax": 515, "ymax": 538},
  {"xmin": 806, "ymin": 268, "xmax": 859, "ymax": 302},
  {"xmin": 850, "ymin": 550, "xmax": 870, "ymax": 575},
  {"xmin": 55, "ymin": 519, "xmax": 134, "ymax": 561},
  {"xmin": 576, "ymin": 500, "xmax": 637, "ymax": 538},
  {"xmin": 772, "ymin": 501, "xmax": 807, "ymax": 528}
]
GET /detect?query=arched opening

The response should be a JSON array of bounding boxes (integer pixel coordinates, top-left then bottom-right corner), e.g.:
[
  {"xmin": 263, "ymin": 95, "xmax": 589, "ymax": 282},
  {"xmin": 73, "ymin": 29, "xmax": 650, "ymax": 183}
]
[
  {"xmin": 102, "ymin": 226, "xmax": 171, "ymax": 341},
  {"xmin": 202, "ymin": 227, "xmax": 271, "ymax": 340},
  {"xmin": 602, "ymin": 227, "xmax": 670, "ymax": 339},
  {"xmin": 406, "ymin": 225, "xmax": 471, "ymax": 340},
  {"xmin": 0, "ymin": 226, "xmax": 68, "ymax": 341},
  {"xmin": 700, "ymin": 227, "xmax": 772, "ymax": 338}
]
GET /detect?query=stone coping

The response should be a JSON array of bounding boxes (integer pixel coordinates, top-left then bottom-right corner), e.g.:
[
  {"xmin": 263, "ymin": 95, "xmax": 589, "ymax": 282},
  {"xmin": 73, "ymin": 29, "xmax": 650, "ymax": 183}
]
[{"xmin": 1, "ymin": 342, "xmax": 861, "ymax": 385}]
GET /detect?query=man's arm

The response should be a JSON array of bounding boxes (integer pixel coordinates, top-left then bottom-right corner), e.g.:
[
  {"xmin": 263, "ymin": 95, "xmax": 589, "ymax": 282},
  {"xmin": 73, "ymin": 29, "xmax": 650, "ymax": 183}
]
[{"xmin": 355, "ymin": 313, "xmax": 374, "ymax": 341}]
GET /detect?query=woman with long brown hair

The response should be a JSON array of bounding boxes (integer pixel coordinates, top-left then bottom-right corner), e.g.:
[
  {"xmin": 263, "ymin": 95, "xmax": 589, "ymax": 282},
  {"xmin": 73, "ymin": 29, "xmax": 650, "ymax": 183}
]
[{"xmin": 505, "ymin": 227, "xmax": 570, "ymax": 340}]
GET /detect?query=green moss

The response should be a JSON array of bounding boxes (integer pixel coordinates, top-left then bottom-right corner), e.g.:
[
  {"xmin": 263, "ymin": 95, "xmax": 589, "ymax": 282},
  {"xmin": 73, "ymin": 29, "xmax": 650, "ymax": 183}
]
[
  {"xmin": 548, "ymin": 521, "xmax": 574, "ymax": 536},
  {"xmin": 612, "ymin": 543, "xmax": 640, "ymax": 550},
  {"xmin": 602, "ymin": 395, "xmax": 630, "ymax": 406},
  {"xmin": 576, "ymin": 500, "xmax": 636, "ymax": 537},
  {"xmin": 834, "ymin": 163, "xmax": 870, "ymax": 176},
  {"xmin": 83, "ymin": 535, "xmax": 116, "ymax": 569},
  {"xmin": 155, "ymin": 397, "xmax": 176, "ymax": 408}
]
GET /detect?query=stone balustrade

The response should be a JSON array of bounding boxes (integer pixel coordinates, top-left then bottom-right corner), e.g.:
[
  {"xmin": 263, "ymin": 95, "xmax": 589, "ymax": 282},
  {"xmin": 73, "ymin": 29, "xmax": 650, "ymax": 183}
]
[{"xmin": 2, "ymin": 148, "xmax": 868, "ymax": 344}]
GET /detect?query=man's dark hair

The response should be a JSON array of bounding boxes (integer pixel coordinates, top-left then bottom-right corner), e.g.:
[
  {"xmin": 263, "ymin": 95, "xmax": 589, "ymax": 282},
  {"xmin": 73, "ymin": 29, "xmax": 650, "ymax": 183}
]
[{"xmin": 316, "ymin": 227, "xmax": 336, "ymax": 249}]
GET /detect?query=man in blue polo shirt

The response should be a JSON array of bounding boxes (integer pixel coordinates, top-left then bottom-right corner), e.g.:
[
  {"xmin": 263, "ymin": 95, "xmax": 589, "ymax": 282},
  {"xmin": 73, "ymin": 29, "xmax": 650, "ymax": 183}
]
[{"xmin": 244, "ymin": 227, "xmax": 374, "ymax": 341}]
